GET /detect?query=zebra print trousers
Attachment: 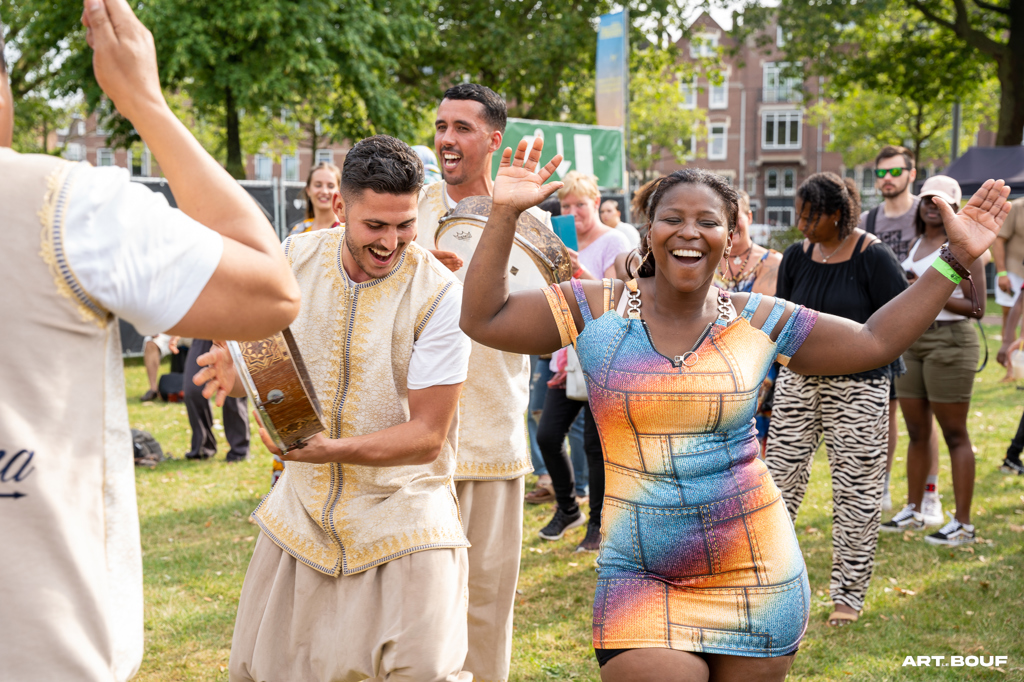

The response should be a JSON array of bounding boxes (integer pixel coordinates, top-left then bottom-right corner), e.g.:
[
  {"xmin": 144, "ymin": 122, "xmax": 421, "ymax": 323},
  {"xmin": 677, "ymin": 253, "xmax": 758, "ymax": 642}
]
[{"xmin": 765, "ymin": 368, "xmax": 890, "ymax": 612}]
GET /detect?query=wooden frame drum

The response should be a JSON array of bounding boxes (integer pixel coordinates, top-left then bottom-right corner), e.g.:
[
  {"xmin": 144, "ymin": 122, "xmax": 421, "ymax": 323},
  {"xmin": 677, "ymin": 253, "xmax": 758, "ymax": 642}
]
[
  {"xmin": 435, "ymin": 195, "xmax": 573, "ymax": 291},
  {"xmin": 227, "ymin": 329, "xmax": 325, "ymax": 452}
]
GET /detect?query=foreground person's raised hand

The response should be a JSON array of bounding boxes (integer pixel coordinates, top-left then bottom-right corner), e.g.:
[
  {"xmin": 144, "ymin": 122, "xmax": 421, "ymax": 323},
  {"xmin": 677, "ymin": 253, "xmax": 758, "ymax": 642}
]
[{"xmin": 81, "ymin": 0, "xmax": 300, "ymax": 342}]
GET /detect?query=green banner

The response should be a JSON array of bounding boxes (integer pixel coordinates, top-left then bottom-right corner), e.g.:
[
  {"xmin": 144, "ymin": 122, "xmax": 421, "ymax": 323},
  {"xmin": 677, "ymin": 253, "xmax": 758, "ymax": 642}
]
[{"xmin": 494, "ymin": 118, "xmax": 625, "ymax": 190}]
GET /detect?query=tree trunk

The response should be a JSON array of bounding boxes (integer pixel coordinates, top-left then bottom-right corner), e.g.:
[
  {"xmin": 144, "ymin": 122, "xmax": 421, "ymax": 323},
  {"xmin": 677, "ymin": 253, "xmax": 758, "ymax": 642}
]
[
  {"xmin": 225, "ymin": 87, "xmax": 245, "ymax": 179},
  {"xmin": 912, "ymin": 103, "xmax": 924, "ymax": 167},
  {"xmin": 310, "ymin": 121, "xmax": 319, "ymax": 167},
  {"xmin": 994, "ymin": 38, "xmax": 1024, "ymax": 146}
]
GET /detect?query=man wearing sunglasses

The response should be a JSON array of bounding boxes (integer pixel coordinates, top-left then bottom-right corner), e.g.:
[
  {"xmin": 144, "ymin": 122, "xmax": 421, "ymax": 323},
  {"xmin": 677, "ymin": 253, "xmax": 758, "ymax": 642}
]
[
  {"xmin": 859, "ymin": 145, "xmax": 920, "ymax": 262},
  {"xmin": 858, "ymin": 144, "xmax": 920, "ymax": 516}
]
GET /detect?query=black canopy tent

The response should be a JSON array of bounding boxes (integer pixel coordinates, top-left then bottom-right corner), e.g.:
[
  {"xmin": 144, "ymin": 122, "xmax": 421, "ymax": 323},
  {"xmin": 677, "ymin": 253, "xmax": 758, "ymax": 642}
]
[{"xmin": 939, "ymin": 146, "xmax": 1024, "ymax": 197}]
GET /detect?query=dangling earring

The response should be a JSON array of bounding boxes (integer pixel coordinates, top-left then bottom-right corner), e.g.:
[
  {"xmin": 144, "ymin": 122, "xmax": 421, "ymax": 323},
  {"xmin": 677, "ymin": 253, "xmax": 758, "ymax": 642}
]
[
  {"xmin": 724, "ymin": 235, "xmax": 733, "ymax": 259},
  {"xmin": 639, "ymin": 236, "xmax": 654, "ymax": 274}
]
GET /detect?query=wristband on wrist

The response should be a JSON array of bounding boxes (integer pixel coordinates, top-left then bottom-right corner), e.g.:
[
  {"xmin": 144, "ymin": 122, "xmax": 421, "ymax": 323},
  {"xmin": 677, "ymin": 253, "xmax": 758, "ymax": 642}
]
[
  {"xmin": 573, "ymin": 268, "xmax": 583, "ymax": 278},
  {"xmin": 935, "ymin": 244, "xmax": 982, "ymax": 315},
  {"xmin": 938, "ymin": 244, "xmax": 971, "ymax": 279},
  {"xmin": 998, "ymin": 270, "xmax": 1009, "ymax": 277},
  {"xmin": 931, "ymin": 258, "xmax": 963, "ymax": 284}
]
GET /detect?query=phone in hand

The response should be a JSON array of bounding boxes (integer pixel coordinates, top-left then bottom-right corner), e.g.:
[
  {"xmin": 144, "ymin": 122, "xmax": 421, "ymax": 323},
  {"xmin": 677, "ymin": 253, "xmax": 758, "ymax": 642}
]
[{"xmin": 551, "ymin": 215, "xmax": 578, "ymax": 251}]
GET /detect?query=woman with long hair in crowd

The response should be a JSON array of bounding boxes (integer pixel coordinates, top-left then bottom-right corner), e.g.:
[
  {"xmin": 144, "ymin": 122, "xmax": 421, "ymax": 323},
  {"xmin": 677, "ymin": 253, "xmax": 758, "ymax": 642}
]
[
  {"xmin": 715, "ymin": 189, "xmax": 783, "ymax": 454},
  {"xmin": 287, "ymin": 161, "xmax": 342, "ymax": 237},
  {"xmin": 460, "ymin": 139, "xmax": 1009, "ymax": 680},
  {"xmin": 765, "ymin": 172, "xmax": 908, "ymax": 628},
  {"xmin": 882, "ymin": 176, "xmax": 984, "ymax": 545}
]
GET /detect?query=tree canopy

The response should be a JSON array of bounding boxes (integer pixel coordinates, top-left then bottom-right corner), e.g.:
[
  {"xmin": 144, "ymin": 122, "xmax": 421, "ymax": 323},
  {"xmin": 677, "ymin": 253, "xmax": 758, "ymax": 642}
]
[{"xmin": 735, "ymin": 0, "xmax": 1022, "ymax": 146}]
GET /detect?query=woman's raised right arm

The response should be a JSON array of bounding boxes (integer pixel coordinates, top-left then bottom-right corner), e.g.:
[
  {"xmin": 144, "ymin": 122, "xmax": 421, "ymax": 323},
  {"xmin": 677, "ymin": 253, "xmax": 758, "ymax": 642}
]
[{"xmin": 461, "ymin": 140, "xmax": 601, "ymax": 354}]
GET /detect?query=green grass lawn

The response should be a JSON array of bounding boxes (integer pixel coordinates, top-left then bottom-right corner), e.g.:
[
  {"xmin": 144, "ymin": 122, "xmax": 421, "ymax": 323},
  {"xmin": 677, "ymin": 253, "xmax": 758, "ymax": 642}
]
[{"xmin": 127, "ymin": 324, "xmax": 1024, "ymax": 681}]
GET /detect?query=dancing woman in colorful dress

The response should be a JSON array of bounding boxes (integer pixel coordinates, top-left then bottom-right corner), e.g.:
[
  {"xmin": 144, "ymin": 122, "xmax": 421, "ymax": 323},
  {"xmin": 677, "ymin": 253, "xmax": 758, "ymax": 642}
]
[{"xmin": 459, "ymin": 139, "xmax": 1009, "ymax": 681}]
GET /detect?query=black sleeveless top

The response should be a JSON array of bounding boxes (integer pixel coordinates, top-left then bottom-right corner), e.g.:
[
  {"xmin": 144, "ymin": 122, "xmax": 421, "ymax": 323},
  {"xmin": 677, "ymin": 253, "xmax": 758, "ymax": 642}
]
[{"xmin": 776, "ymin": 234, "xmax": 908, "ymax": 380}]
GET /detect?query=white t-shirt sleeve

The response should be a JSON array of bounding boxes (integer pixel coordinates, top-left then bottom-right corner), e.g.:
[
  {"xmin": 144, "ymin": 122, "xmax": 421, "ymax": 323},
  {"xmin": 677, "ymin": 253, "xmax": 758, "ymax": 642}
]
[
  {"xmin": 63, "ymin": 166, "xmax": 224, "ymax": 336},
  {"xmin": 407, "ymin": 284, "xmax": 471, "ymax": 390}
]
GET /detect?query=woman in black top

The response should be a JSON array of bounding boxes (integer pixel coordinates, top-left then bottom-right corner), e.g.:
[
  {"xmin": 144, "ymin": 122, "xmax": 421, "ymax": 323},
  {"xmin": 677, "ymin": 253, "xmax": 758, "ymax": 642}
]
[{"xmin": 765, "ymin": 173, "xmax": 908, "ymax": 628}]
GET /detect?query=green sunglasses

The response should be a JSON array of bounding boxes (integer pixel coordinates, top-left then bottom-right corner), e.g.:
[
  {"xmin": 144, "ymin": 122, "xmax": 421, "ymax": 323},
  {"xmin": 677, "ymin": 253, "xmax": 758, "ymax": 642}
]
[{"xmin": 874, "ymin": 167, "xmax": 910, "ymax": 178}]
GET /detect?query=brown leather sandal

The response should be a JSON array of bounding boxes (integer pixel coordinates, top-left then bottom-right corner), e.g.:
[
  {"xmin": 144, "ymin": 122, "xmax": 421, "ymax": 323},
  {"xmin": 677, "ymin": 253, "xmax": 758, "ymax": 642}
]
[
  {"xmin": 827, "ymin": 610, "xmax": 859, "ymax": 626},
  {"xmin": 525, "ymin": 484, "xmax": 555, "ymax": 504}
]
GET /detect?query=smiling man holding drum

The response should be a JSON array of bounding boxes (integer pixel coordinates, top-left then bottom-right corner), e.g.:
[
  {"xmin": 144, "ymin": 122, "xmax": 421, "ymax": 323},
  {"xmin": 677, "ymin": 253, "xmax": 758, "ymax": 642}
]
[
  {"xmin": 195, "ymin": 135, "xmax": 474, "ymax": 682},
  {"xmin": 417, "ymin": 83, "xmax": 559, "ymax": 682}
]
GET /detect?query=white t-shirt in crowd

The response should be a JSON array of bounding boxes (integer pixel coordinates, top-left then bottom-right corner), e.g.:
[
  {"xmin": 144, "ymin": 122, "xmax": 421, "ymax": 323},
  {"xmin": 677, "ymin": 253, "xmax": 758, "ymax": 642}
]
[
  {"xmin": 64, "ymin": 166, "xmax": 224, "ymax": 334},
  {"xmin": 614, "ymin": 221, "xmax": 642, "ymax": 248},
  {"xmin": 901, "ymin": 239, "xmax": 965, "ymax": 322},
  {"xmin": 337, "ymin": 253, "xmax": 472, "ymax": 389}
]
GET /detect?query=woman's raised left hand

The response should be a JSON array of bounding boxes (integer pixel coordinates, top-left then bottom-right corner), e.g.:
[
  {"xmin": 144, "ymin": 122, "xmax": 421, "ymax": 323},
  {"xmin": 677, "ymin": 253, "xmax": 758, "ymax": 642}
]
[
  {"xmin": 937, "ymin": 178, "xmax": 1012, "ymax": 261},
  {"xmin": 492, "ymin": 138, "xmax": 564, "ymax": 213}
]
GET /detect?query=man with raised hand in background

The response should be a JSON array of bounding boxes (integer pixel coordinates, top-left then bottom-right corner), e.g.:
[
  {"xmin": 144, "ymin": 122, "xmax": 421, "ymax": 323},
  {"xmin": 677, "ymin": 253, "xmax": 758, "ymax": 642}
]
[
  {"xmin": 417, "ymin": 83, "xmax": 552, "ymax": 682},
  {"xmin": 0, "ymin": 1, "xmax": 300, "ymax": 679}
]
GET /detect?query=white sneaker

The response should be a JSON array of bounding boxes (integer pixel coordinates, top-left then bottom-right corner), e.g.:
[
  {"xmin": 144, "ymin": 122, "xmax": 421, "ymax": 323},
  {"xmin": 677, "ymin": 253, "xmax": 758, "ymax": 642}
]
[
  {"xmin": 925, "ymin": 512, "xmax": 976, "ymax": 546},
  {"xmin": 881, "ymin": 488, "xmax": 892, "ymax": 512},
  {"xmin": 881, "ymin": 504, "xmax": 924, "ymax": 532},
  {"xmin": 921, "ymin": 492, "xmax": 944, "ymax": 526}
]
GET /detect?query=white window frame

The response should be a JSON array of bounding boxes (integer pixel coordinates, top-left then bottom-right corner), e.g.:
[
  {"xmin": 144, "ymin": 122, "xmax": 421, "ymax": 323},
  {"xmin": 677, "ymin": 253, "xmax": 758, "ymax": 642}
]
[
  {"xmin": 76, "ymin": 120, "xmax": 86, "ymax": 136},
  {"xmin": 765, "ymin": 169, "xmax": 780, "ymax": 196},
  {"xmin": 762, "ymin": 110, "xmax": 802, "ymax": 150},
  {"xmin": 782, "ymin": 168, "xmax": 796, "ymax": 196},
  {"xmin": 254, "ymin": 153, "xmax": 273, "ymax": 181},
  {"xmin": 689, "ymin": 33, "xmax": 719, "ymax": 58},
  {"xmin": 127, "ymin": 147, "xmax": 151, "ymax": 177},
  {"xmin": 707, "ymin": 123, "xmax": 728, "ymax": 160},
  {"xmin": 96, "ymin": 148, "xmax": 115, "ymax": 167},
  {"xmin": 709, "ymin": 77, "xmax": 728, "ymax": 110},
  {"xmin": 314, "ymin": 148, "xmax": 335, "ymax": 166},
  {"xmin": 861, "ymin": 166, "xmax": 875, "ymax": 191},
  {"xmin": 763, "ymin": 62, "xmax": 802, "ymax": 103},
  {"xmin": 282, "ymin": 153, "xmax": 300, "ymax": 182},
  {"xmin": 680, "ymin": 77, "xmax": 697, "ymax": 110},
  {"xmin": 64, "ymin": 143, "xmax": 86, "ymax": 162},
  {"xmin": 766, "ymin": 206, "xmax": 795, "ymax": 227},
  {"xmin": 776, "ymin": 26, "xmax": 787, "ymax": 48},
  {"xmin": 677, "ymin": 134, "xmax": 698, "ymax": 160}
]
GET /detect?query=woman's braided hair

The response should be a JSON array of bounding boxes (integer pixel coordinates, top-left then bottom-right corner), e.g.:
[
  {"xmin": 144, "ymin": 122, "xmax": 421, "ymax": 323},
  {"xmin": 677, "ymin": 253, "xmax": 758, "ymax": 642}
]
[
  {"xmin": 628, "ymin": 169, "xmax": 739, "ymax": 279},
  {"xmin": 795, "ymin": 172, "xmax": 861, "ymax": 240}
]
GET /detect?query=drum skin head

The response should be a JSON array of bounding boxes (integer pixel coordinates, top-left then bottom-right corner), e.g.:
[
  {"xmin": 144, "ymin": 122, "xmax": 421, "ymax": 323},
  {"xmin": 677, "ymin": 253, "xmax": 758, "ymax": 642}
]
[{"xmin": 435, "ymin": 195, "xmax": 573, "ymax": 290}]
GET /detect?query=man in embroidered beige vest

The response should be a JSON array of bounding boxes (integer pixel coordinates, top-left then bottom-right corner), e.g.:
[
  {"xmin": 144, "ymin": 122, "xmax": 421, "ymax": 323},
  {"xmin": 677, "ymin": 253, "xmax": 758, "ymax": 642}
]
[
  {"xmin": 417, "ymin": 83, "xmax": 551, "ymax": 682},
  {"xmin": 0, "ymin": 2, "xmax": 300, "ymax": 680},
  {"xmin": 196, "ymin": 136, "xmax": 473, "ymax": 682}
]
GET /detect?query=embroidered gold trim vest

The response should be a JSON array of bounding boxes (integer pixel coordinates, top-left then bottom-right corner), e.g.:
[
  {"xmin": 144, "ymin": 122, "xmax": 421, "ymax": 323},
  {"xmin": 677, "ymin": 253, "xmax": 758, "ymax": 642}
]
[
  {"xmin": 0, "ymin": 149, "xmax": 143, "ymax": 681},
  {"xmin": 254, "ymin": 229, "xmax": 469, "ymax": 576},
  {"xmin": 417, "ymin": 182, "xmax": 533, "ymax": 480}
]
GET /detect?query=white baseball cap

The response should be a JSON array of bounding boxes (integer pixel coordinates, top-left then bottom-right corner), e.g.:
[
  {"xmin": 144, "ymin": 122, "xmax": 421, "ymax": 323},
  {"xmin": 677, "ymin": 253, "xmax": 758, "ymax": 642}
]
[{"xmin": 919, "ymin": 175, "xmax": 962, "ymax": 206}]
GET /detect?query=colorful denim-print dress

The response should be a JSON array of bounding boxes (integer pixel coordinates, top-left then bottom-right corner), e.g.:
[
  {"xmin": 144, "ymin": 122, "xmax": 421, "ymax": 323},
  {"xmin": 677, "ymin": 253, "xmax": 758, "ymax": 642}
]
[
  {"xmin": 714, "ymin": 250, "xmax": 782, "ymax": 447},
  {"xmin": 543, "ymin": 279, "xmax": 817, "ymax": 658}
]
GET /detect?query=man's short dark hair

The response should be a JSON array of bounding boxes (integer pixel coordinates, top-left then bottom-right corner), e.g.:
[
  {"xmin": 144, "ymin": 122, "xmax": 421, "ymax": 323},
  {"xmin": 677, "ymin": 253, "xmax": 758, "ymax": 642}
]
[
  {"xmin": 875, "ymin": 145, "xmax": 915, "ymax": 169},
  {"xmin": 441, "ymin": 83, "xmax": 507, "ymax": 133},
  {"xmin": 341, "ymin": 135, "xmax": 423, "ymax": 203}
]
